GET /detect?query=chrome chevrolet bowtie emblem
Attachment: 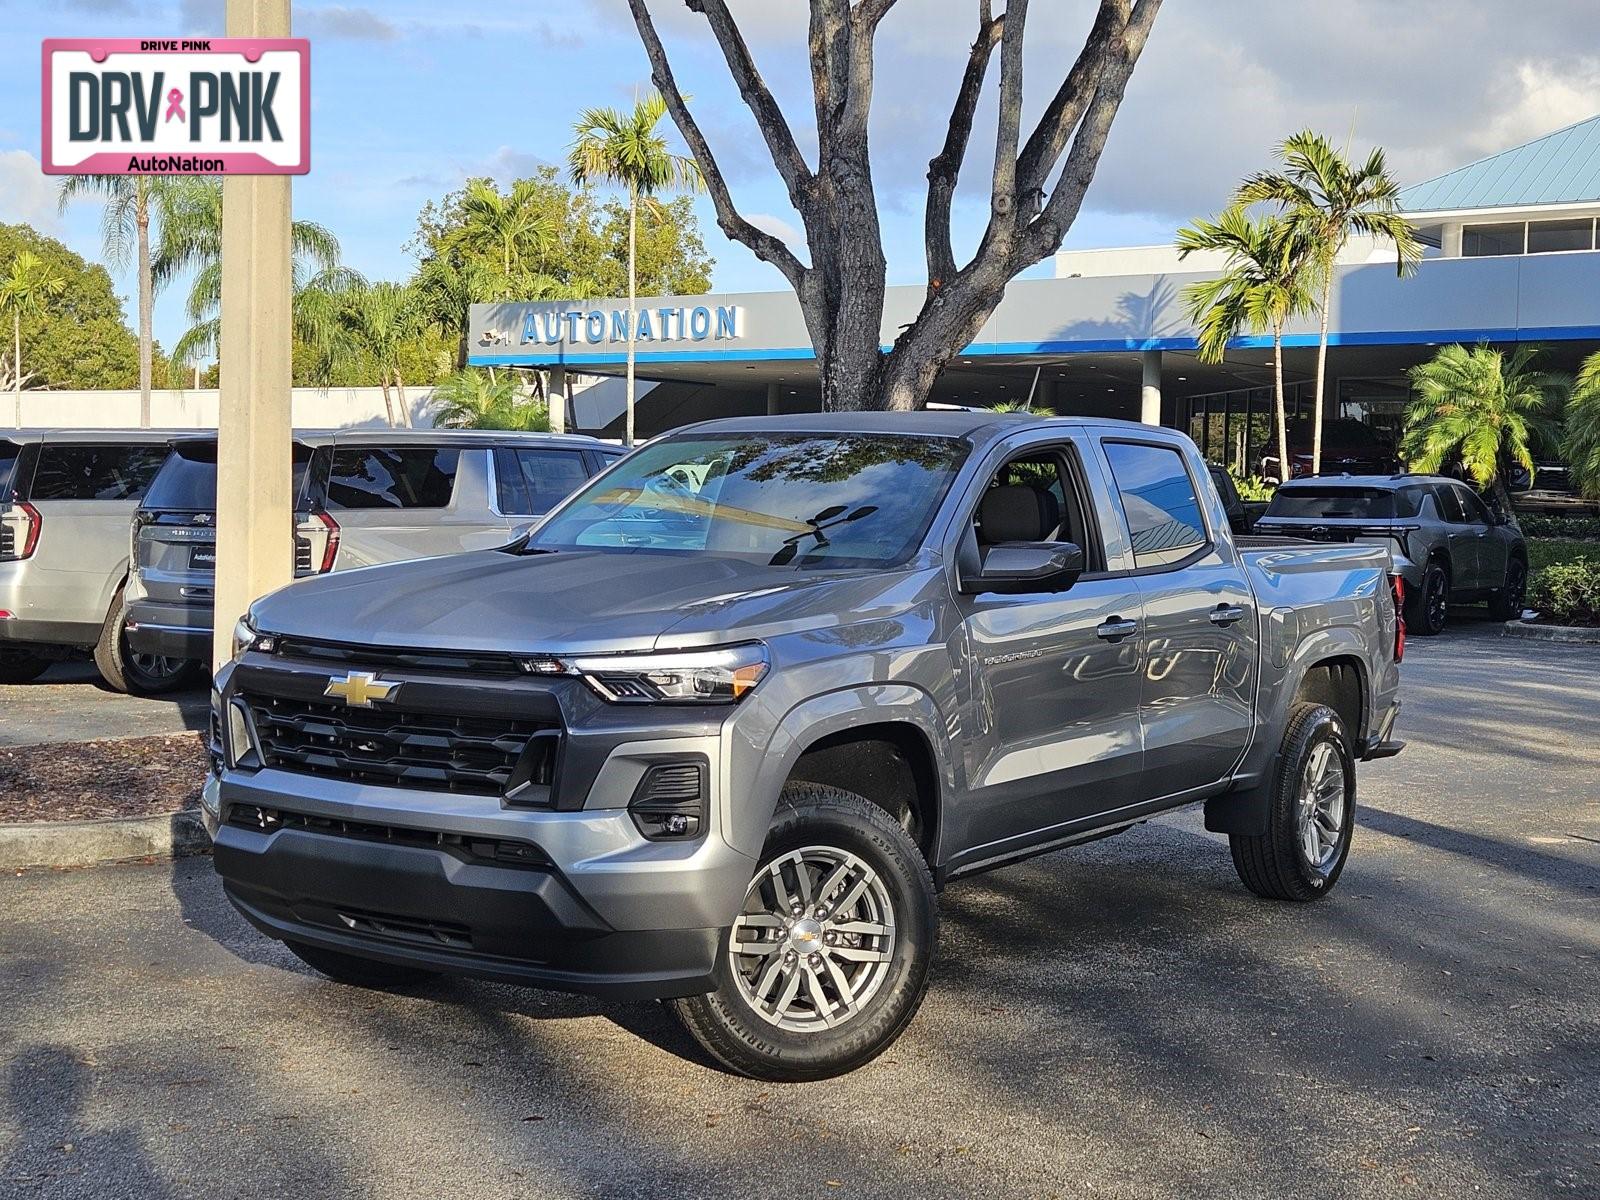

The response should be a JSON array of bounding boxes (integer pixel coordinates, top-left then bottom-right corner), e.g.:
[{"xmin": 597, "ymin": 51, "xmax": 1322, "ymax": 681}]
[{"xmin": 323, "ymin": 671, "xmax": 399, "ymax": 708}]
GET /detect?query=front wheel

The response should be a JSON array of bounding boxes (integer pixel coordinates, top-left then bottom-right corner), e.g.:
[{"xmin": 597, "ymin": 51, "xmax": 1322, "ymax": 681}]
[
  {"xmin": 1488, "ymin": 556, "xmax": 1528, "ymax": 621},
  {"xmin": 671, "ymin": 783, "xmax": 938, "ymax": 1082},
  {"xmin": 1229, "ymin": 703, "xmax": 1355, "ymax": 902}
]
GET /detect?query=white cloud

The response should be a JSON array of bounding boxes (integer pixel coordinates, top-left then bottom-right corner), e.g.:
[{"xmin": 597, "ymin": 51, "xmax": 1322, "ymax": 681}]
[
  {"xmin": 746, "ymin": 212, "xmax": 803, "ymax": 246},
  {"xmin": 0, "ymin": 151, "xmax": 60, "ymax": 233},
  {"xmin": 299, "ymin": 6, "xmax": 400, "ymax": 41}
]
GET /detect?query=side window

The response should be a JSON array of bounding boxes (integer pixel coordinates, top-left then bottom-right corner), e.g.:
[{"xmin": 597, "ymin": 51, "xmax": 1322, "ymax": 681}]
[
  {"xmin": 1395, "ymin": 486, "xmax": 1425, "ymax": 519},
  {"xmin": 1102, "ymin": 441, "xmax": 1208, "ymax": 569},
  {"xmin": 494, "ymin": 448, "xmax": 591, "ymax": 516},
  {"xmin": 1432, "ymin": 484, "xmax": 1468, "ymax": 524},
  {"xmin": 973, "ymin": 447, "xmax": 1098, "ymax": 567},
  {"xmin": 27, "ymin": 444, "xmax": 168, "ymax": 501},
  {"xmin": 1455, "ymin": 486, "xmax": 1493, "ymax": 526},
  {"xmin": 326, "ymin": 446, "xmax": 460, "ymax": 510}
]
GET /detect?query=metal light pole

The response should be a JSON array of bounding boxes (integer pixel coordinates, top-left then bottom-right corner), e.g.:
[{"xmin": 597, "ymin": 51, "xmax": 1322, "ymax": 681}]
[{"xmin": 211, "ymin": 0, "xmax": 295, "ymax": 670}]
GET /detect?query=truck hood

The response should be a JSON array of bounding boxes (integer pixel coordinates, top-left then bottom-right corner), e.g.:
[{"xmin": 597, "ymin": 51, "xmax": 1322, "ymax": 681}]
[{"xmin": 249, "ymin": 547, "xmax": 931, "ymax": 656}]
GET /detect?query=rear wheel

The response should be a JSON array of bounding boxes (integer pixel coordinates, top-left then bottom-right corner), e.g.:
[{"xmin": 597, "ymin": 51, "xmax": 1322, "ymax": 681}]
[
  {"xmin": 671, "ymin": 783, "xmax": 938, "ymax": 1082},
  {"xmin": 285, "ymin": 941, "xmax": 441, "ymax": 989},
  {"xmin": 1405, "ymin": 560, "xmax": 1449, "ymax": 636},
  {"xmin": 0, "ymin": 646, "xmax": 51, "ymax": 684},
  {"xmin": 1488, "ymin": 556, "xmax": 1528, "ymax": 621},
  {"xmin": 1229, "ymin": 703, "xmax": 1355, "ymax": 902},
  {"xmin": 94, "ymin": 588, "xmax": 203, "ymax": 695}
]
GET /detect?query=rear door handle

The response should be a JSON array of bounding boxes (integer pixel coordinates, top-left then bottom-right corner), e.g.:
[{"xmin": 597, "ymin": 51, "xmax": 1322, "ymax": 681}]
[
  {"xmin": 1209, "ymin": 603, "xmax": 1248, "ymax": 626},
  {"xmin": 1096, "ymin": 617, "xmax": 1139, "ymax": 642}
]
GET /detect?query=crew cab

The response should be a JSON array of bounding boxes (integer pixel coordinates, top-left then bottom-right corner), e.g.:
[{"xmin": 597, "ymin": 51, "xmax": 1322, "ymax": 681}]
[{"xmin": 207, "ymin": 412, "xmax": 1404, "ymax": 1081}]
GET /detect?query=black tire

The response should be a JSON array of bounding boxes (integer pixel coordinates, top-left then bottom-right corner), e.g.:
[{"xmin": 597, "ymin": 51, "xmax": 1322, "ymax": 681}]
[
  {"xmin": 1229, "ymin": 703, "xmax": 1355, "ymax": 902},
  {"xmin": 285, "ymin": 940, "xmax": 441, "ymax": 989},
  {"xmin": 0, "ymin": 646, "xmax": 51, "ymax": 684},
  {"xmin": 1488, "ymin": 555, "xmax": 1528, "ymax": 621},
  {"xmin": 1405, "ymin": 560, "xmax": 1450, "ymax": 636},
  {"xmin": 93, "ymin": 587, "xmax": 203, "ymax": 695},
  {"xmin": 671, "ymin": 783, "xmax": 938, "ymax": 1082}
]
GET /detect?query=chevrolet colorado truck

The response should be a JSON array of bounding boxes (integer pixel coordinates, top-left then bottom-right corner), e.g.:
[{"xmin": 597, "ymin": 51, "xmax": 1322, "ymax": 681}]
[{"xmin": 206, "ymin": 412, "xmax": 1404, "ymax": 1081}]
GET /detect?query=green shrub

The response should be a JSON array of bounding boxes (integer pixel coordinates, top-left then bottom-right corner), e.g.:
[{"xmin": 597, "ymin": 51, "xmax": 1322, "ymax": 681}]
[
  {"xmin": 1229, "ymin": 472, "xmax": 1276, "ymax": 501},
  {"xmin": 1517, "ymin": 513, "xmax": 1600, "ymax": 542},
  {"xmin": 1526, "ymin": 539, "xmax": 1600, "ymax": 574},
  {"xmin": 1526, "ymin": 558, "xmax": 1600, "ymax": 626}
]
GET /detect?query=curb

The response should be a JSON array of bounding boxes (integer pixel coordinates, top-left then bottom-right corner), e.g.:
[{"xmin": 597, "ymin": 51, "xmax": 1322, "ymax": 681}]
[
  {"xmin": 0, "ymin": 810, "xmax": 210, "ymax": 871},
  {"xmin": 1502, "ymin": 619, "xmax": 1600, "ymax": 644}
]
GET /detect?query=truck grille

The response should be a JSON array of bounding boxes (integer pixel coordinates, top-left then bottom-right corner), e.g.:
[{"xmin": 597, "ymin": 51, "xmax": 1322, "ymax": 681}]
[{"xmin": 242, "ymin": 693, "xmax": 557, "ymax": 797}]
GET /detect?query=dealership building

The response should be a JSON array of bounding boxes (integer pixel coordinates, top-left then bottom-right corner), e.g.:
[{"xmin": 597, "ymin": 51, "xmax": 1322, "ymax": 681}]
[{"xmin": 469, "ymin": 116, "xmax": 1600, "ymax": 472}]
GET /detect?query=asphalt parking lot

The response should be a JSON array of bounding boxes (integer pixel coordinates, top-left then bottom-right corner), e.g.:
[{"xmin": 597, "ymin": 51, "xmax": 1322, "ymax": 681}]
[
  {"xmin": 1, "ymin": 622, "xmax": 1596, "ymax": 1200},
  {"xmin": 0, "ymin": 662, "xmax": 208, "ymax": 749}
]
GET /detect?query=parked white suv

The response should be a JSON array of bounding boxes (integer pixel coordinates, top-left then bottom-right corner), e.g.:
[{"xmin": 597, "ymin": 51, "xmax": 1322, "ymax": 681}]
[
  {"xmin": 125, "ymin": 428, "xmax": 623, "ymax": 666},
  {"xmin": 0, "ymin": 429, "xmax": 181, "ymax": 690}
]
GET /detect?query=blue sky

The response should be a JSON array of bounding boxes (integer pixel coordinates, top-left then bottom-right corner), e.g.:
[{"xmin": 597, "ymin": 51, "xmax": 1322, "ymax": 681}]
[{"xmin": 5, "ymin": 1, "xmax": 1597, "ymax": 356}]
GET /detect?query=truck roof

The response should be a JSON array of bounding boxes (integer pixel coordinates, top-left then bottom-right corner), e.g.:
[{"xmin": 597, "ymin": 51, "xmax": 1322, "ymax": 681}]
[
  {"xmin": 671, "ymin": 411, "xmax": 1185, "ymax": 442},
  {"xmin": 1276, "ymin": 473, "xmax": 1456, "ymax": 489},
  {"xmin": 159, "ymin": 428, "xmax": 614, "ymax": 449}
]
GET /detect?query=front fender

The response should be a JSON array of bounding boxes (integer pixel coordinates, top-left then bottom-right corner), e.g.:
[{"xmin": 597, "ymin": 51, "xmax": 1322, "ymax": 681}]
[{"xmin": 723, "ymin": 683, "xmax": 952, "ymax": 862}]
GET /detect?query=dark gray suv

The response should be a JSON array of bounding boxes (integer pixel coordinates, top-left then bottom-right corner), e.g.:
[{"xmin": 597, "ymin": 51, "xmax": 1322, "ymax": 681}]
[{"xmin": 1255, "ymin": 475, "xmax": 1528, "ymax": 635}]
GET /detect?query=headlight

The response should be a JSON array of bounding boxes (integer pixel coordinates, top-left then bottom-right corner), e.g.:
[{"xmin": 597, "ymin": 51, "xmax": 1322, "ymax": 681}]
[
  {"xmin": 231, "ymin": 613, "xmax": 276, "ymax": 660},
  {"xmin": 569, "ymin": 643, "xmax": 768, "ymax": 704}
]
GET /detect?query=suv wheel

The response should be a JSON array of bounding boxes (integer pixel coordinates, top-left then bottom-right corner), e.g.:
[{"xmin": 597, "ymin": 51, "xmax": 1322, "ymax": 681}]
[
  {"xmin": 94, "ymin": 588, "xmax": 203, "ymax": 695},
  {"xmin": 1406, "ymin": 560, "xmax": 1450, "ymax": 636},
  {"xmin": 1229, "ymin": 703, "xmax": 1355, "ymax": 901},
  {"xmin": 671, "ymin": 783, "xmax": 938, "ymax": 1081},
  {"xmin": 285, "ymin": 940, "xmax": 441, "ymax": 989},
  {"xmin": 1488, "ymin": 556, "xmax": 1528, "ymax": 621},
  {"xmin": 0, "ymin": 646, "xmax": 51, "ymax": 684}
]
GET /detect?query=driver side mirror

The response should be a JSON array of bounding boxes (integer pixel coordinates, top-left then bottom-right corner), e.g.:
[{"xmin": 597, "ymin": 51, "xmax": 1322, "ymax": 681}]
[{"xmin": 961, "ymin": 541, "xmax": 1085, "ymax": 595}]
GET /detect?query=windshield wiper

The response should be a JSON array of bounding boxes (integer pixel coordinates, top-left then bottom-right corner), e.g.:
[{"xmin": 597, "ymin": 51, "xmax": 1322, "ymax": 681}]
[{"xmin": 768, "ymin": 505, "xmax": 878, "ymax": 566}]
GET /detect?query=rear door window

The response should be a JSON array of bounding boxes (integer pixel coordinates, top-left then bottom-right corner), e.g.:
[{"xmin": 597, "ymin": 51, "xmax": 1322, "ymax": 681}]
[
  {"xmin": 1432, "ymin": 484, "xmax": 1469, "ymax": 524},
  {"xmin": 494, "ymin": 448, "xmax": 592, "ymax": 516},
  {"xmin": 0, "ymin": 441, "xmax": 19, "ymax": 500},
  {"xmin": 326, "ymin": 446, "xmax": 460, "ymax": 510},
  {"xmin": 1102, "ymin": 441, "xmax": 1208, "ymax": 568},
  {"xmin": 1265, "ymin": 487, "xmax": 1397, "ymax": 520},
  {"xmin": 27, "ymin": 443, "xmax": 169, "ymax": 501}
]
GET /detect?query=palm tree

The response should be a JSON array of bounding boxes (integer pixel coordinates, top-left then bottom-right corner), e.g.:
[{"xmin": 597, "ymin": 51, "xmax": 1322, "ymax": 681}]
[
  {"xmin": 57, "ymin": 176, "xmax": 184, "ymax": 425},
  {"xmin": 430, "ymin": 368, "xmax": 550, "ymax": 431},
  {"xmin": 1235, "ymin": 131, "xmax": 1422, "ymax": 473},
  {"xmin": 1401, "ymin": 344, "xmax": 1560, "ymax": 489},
  {"xmin": 1177, "ymin": 209, "xmax": 1318, "ymax": 482},
  {"xmin": 452, "ymin": 178, "xmax": 558, "ymax": 283},
  {"xmin": 331, "ymin": 281, "xmax": 422, "ymax": 428},
  {"xmin": 0, "ymin": 251, "xmax": 67, "ymax": 425},
  {"xmin": 152, "ymin": 177, "xmax": 341, "ymax": 382},
  {"xmin": 569, "ymin": 92, "xmax": 703, "ymax": 446},
  {"xmin": 1565, "ymin": 351, "xmax": 1600, "ymax": 501}
]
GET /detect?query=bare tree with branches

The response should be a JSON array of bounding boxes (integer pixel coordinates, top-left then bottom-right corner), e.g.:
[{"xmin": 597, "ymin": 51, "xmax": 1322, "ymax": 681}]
[{"xmin": 626, "ymin": 0, "xmax": 1162, "ymax": 410}]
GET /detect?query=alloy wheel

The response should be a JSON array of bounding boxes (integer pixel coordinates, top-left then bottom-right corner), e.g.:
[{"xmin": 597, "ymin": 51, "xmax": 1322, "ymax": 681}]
[
  {"xmin": 728, "ymin": 845, "xmax": 897, "ymax": 1032},
  {"xmin": 1297, "ymin": 741, "xmax": 1346, "ymax": 872},
  {"xmin": 1427, "ymin": 572, "xmax": 1448, "ymax": 630},
  {"xmin": 1505, "ymin": 560, "xmax": 1527, "ymax": 613},
  {"xmin": 131, "ymin": 652, "xmax": 187, "ymax": 680}
]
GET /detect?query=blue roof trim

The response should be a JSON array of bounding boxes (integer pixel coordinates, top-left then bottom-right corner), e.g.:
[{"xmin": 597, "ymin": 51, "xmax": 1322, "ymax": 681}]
[
  {"xmin": 470, "ymin": 323, "xmax": 1600, "ymax": 369},
  {"xmin": 1401, "ymin": 113, "xmax": 1600, "ymax": 212}
]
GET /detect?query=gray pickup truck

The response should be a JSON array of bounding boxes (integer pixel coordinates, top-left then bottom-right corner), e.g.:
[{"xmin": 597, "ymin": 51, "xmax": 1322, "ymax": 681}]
[{"xmin": 207, "ymin": 412, "xmax": 1404, "ymax": 1081}]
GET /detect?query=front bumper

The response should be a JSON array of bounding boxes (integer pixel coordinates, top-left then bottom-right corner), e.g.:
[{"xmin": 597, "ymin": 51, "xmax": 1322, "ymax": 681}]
[
  {"xmin": 210, "ymin": 753, "xmax": 756, "ymax": 1000},
  {"xmin": 125, "ymin": 597, "xmax": 212, "ymax": 660}
]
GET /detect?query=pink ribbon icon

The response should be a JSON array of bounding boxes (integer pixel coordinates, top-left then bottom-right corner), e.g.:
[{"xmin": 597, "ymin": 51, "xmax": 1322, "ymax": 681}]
[{"xmin": 164, "ymin": 88, "xmax": 185, "ymax": 123}]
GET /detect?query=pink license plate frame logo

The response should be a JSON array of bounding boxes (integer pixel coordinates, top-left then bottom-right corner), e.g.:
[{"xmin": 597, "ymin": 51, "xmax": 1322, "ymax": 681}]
[{"xmin": 41, "ymin": 38, "xmax": 310, "ymax": 175}]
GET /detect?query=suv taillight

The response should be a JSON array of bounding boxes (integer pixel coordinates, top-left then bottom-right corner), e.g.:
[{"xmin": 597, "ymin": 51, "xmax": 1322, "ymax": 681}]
[
  {"xmin": 0, "ymin": 500, "xmax": 41, "ymax": 561},
  {"xmin": 1389, "ymin": 573, "xmax": 1405, "ymax": 663},
  {"xmin": 294, "ymin": 510, "xmax": 340, "ymax": 574},
  {"xmin": 129, "ymin": 510, "xmax": 153, "ymax": 570}
]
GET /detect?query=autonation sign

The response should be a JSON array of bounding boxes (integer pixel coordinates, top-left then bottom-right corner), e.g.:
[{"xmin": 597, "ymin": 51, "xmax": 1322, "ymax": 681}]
[
  {"xmin": 42, "ymin": 38, "xmax": 309, "ymax": 175},
  {"xmin": 517, "ymin": 304, "xmax": 744, "ymax": 347}
]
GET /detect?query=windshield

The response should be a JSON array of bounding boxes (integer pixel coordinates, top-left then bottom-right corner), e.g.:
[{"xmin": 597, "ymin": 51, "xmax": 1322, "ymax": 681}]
[
  {"xmin": 528, "ymin": 432, "xmax": 969, "ymax": 569},
  {"xmin": 143, "ymin": 441, "xmax": 313, "ymax": 511},
  {"xmin": 1266, "ymin": 486, "xmax": 1398, "ymax": 520}
]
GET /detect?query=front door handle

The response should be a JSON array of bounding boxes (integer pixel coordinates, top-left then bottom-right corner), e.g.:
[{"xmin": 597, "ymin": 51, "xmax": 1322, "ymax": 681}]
[
  {"xmin": 1209, "ymin": 603, "xmax": 1248, "ymax": 626},
  {"xmin": 1096, "ymin": 617, "xmax": 1139, "ymax": 642}
]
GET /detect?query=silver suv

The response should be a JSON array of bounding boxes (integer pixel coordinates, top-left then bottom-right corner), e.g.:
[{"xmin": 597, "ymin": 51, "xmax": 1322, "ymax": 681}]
[
  {"xmin": 1255, "ymin": 474, "xmax": 1528, "ymax": 635},
  {"xmin": 125, "ymin": 429, "xmax": 622, "ymax": 665},
  {"xmin": 0, "ymin": 429, "xmax": 181, "ymax": 690}
]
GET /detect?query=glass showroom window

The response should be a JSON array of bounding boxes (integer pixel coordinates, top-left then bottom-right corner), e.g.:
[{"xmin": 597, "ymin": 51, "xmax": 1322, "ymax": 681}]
[
  {"xmin": 1526, "ymin": 218, "xmax": 1596, "ymax": 254},
  {"xmin": 1462, "ymin": 223, "xmax": 1526, "ymax": 256}
]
